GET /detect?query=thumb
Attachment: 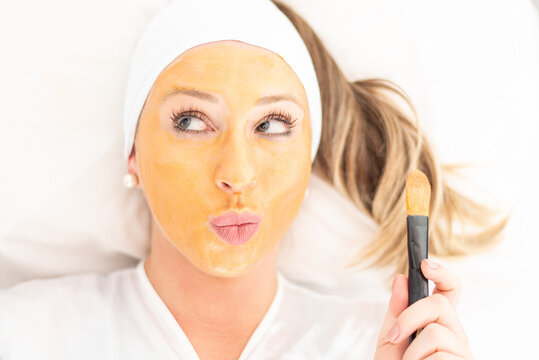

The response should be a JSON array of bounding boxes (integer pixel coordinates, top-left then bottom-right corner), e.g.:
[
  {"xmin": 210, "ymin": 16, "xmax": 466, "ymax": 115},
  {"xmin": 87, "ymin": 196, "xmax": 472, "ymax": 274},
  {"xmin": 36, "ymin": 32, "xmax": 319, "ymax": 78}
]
[{"xmin": 374, "ymin": 274, "xmax": 409, "ymax": 359}]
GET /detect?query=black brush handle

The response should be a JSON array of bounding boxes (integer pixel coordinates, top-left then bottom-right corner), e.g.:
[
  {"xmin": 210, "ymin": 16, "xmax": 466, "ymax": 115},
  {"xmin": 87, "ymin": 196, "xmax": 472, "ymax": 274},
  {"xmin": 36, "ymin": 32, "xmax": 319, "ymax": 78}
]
[{"xmin": 407, "ymin": 215, "xmax": 429, "ymax": 344}]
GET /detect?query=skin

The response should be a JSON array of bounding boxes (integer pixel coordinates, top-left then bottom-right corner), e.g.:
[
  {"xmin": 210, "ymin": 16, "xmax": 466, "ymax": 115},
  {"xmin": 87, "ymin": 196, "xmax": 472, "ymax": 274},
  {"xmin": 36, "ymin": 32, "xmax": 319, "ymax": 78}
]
[
  {"xmin": 374, "ymin": 259, "xmax": 474, "ymax": 359},
  {"xmin": 127, "ymin": 40, "xmax": 311, "ymax": 359}
]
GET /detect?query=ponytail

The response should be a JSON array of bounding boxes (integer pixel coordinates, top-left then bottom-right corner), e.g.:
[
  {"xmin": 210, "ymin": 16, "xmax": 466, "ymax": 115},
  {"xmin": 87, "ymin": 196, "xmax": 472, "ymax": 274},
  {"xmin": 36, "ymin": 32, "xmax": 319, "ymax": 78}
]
[{"xmin": 273, "ymin": 0, "xmax": 509, "ymax": 288}]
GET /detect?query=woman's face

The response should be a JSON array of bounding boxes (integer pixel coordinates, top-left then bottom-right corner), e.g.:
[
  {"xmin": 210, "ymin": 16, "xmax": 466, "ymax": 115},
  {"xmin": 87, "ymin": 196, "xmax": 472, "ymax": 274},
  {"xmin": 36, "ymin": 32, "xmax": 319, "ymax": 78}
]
[{"xmin": 132, "ymin": 40, "xmax": 312, "ymax": 277}]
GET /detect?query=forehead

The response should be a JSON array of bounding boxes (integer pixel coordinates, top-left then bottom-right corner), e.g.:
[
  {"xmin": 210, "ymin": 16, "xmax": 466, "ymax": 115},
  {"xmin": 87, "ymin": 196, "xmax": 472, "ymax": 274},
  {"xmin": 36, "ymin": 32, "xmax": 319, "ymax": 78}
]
[{"xmin": 154, "ymin": 40, "xmax": 307, "ymax": 105}]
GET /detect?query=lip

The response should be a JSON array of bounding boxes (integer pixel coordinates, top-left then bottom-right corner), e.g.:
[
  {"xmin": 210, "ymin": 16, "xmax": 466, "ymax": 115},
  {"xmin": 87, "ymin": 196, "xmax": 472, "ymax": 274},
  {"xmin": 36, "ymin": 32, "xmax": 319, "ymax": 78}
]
[
  {"xmin": 208, "ymin": 211, "xmax": 262, "ymax": 245},
  {"xmin": 209, "ymin": 211, "xmax": 262, "ymax": 226}
]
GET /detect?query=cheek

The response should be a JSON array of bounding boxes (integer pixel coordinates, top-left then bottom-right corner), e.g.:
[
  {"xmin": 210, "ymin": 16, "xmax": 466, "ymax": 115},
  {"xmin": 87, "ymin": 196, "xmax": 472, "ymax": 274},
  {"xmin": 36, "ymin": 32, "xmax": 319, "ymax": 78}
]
[
  {"xmin": 137, "ymin": 122, "xmax": 216, "ymax": 239},
  {"xmin": 143, "ymin": 158, "xmax": 205, "ymax": 218},
  {"xmin": 255, "ymin": 140, "xmax": 311, "ymax": 243}
]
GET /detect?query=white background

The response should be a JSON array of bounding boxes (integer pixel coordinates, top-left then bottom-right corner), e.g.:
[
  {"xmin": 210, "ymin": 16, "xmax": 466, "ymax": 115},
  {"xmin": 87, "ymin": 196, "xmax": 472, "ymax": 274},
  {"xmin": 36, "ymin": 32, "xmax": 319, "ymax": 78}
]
[{"xmin": 1, "ymin": 0, "xmax": 538, "ymax": 359}]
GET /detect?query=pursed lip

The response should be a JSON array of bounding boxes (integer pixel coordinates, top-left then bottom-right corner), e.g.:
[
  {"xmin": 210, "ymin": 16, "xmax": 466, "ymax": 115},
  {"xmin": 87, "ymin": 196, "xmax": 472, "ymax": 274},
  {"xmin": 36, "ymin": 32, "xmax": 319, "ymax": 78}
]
[
  {"xmin": 208, "ymin": 211, "xmax": 263, "ymax": 246},
  {"xmin": 209, "ymin": 211, "xmax": 262, "ymax": 227}
]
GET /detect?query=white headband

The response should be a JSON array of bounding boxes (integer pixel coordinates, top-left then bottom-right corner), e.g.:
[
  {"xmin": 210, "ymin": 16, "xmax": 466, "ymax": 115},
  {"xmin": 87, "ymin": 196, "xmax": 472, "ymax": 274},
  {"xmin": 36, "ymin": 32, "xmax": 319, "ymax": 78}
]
[{"xmin": 122, "ymin": 0, "xmax": 322, "ymax": 163}]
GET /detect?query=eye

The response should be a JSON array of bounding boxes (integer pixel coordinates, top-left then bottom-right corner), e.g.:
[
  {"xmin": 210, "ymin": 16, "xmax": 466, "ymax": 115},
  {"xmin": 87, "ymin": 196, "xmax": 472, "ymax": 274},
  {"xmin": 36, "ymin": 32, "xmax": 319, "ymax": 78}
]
[
  {"xmin": 169, "ymin": 107, "xmax": 297, "ymax": 137},
  {"xmin": 256, "ymin": 110, "xmax": 297, "ymax": 137},
  {"xmin": 170, "ymin": 107, "xmax": 212, "ymax": 134}
]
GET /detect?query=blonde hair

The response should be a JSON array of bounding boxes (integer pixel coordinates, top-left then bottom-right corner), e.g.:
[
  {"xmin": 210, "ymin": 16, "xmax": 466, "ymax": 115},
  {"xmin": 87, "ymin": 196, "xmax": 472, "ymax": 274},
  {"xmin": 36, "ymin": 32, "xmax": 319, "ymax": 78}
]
[{"xmin": 272, "ymin": 0, "xmax": 509, "ymax": 289}]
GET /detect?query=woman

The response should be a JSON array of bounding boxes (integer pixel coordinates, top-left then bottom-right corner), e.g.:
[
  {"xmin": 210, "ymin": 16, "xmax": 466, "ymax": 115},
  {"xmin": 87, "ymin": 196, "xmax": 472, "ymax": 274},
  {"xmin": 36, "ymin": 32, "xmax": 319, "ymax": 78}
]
[{"xmin": 0, "ymin": 0, "xmax": 505, "ymax": 358}]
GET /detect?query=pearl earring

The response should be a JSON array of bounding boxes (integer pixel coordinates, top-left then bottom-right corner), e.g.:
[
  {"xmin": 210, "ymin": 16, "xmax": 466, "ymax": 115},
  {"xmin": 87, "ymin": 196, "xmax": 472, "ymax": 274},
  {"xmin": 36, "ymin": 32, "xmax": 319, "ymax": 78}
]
[
  {"xmin": 123, "ymin": 173, "xmax": 139, "ymax": 189},
  {"xmin": 304, "ymin": 188, "xmax": 310, "ymax": 199}
]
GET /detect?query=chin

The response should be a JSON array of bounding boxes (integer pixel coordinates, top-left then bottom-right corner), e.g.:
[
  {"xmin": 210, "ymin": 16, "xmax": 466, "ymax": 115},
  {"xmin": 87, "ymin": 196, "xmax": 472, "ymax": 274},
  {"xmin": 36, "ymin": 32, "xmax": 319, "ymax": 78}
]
[
  {"xmin": 179, "ymin": 227, "xmax": 279, "ymax": 279},
  {"xmin": 190, "ymin": 242, "xmax": 268, "ymax": 279},
  {"xmin": 196, "ymin": 258, "xmax": 254, "ymax": 279}
]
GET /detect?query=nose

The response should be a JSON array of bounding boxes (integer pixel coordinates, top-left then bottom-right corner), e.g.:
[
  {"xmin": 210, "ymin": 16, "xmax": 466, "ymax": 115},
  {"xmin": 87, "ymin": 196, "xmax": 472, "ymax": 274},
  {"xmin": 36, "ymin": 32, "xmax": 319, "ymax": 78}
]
[
  {"xmin": 217, "ymin": 178, "xmax": 257, "ymax": 194},
  {"xmin": 214, "ymin": 132, "xmax": 257, "ymax": 195}
]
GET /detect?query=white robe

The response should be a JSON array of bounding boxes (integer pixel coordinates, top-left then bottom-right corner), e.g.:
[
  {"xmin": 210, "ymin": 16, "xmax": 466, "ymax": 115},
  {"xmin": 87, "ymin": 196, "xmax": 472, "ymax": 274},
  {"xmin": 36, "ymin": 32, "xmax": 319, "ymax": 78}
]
[{"xmin": 0, "ymin": 257, "xmax": 386, "ymax": 359}]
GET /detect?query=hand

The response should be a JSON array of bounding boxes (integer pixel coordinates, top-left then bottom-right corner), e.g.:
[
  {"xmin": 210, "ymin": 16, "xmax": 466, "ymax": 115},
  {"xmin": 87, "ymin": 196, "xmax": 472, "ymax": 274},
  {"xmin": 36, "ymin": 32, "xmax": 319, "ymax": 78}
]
[{"xmin": 373, "ymin": 259, "xmax": 473, "ymax": 359}]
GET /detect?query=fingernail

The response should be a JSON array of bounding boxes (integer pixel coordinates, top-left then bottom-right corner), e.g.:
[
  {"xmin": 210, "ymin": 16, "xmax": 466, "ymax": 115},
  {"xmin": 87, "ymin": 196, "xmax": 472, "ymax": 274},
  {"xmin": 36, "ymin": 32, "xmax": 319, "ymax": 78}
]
[
  {"xmin": 386, "ymin": 323, "xmax": 400, "ymax": 343},
  {"xmin": 426, "ymin": 259, "xmax": 440, "ymax": 269}
]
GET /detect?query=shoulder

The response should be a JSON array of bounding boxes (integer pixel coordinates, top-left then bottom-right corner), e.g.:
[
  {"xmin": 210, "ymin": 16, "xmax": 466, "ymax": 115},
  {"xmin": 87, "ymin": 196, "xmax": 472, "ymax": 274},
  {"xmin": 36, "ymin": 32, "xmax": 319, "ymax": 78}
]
[
  {"xmin": 276, "ymin": 274, "xmax": 386, "ymax": 357},
  {"xmin": 0, "ymin": 267, "xmax": 133, "ymax": 311},
  {"xmin": 279, "ymin": 273, "xmax": 386, "ymax": 317},
  {"xmin": 0, "ymin": 267, "xmax": 136, "ymax": 348}
]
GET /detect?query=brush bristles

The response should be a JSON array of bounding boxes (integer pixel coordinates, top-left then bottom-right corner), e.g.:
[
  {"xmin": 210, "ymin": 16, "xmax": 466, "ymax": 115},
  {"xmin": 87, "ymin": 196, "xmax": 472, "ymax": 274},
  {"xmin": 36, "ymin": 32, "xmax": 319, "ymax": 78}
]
[{"xmin": 406, "ymin": 170, "xmax": 431, "ymax": 216}]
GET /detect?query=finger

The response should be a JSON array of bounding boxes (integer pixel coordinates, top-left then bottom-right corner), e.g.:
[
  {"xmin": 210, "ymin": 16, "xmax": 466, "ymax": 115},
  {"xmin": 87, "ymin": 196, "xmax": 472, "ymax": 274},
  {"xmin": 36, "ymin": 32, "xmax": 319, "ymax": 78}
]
[
  {"xmin": 376, "ymin": 274, "xmax": 409, "ymax": 354},
  {"xmin": 385, "ymin": 293, "xmax": 467, "ymax": 345},
  {"xmin": 402, "ymin": 323, "xmax": 473, "ymax": 360},
  {"xmin": 377, "ymin": 274, "xmax": 408, "ymax": 339},
  {"xmin": 420, "ymin": 259, "xmax": 462, "ymax": 309},
  {"xmin": 388, "ymin": 274, "xmax": 409, "ymax": 319}
]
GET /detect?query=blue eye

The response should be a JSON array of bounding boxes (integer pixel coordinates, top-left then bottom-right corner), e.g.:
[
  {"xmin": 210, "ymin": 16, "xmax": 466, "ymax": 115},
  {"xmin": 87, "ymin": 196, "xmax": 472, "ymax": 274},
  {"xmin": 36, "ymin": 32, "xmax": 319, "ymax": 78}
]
[
  {"xmin": 256, "ymin": 110, "xmax": 297, "ymax": 137},
  {"xmin": 171, "ymin": 107, "xmax": 210, "ymax": 134},
  {"xmin": 170, "ymin": 106, "xmax": 297, "ymax": 137}
]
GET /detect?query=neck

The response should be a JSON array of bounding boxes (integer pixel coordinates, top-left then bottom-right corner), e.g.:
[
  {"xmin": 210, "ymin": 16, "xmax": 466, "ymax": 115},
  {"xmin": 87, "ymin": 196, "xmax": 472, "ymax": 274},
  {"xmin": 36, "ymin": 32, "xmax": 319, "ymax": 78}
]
[{"xmin": 143, "ymin": 219, "xmax": 279, "ymax": 336}]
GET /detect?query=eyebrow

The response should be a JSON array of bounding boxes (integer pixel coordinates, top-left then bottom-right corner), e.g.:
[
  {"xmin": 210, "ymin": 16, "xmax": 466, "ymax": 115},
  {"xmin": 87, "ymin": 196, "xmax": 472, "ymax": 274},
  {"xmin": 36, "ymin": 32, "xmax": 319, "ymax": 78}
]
[{"xmin": 164, "ymin": 88, "xmax": 302, "ymax": 108}]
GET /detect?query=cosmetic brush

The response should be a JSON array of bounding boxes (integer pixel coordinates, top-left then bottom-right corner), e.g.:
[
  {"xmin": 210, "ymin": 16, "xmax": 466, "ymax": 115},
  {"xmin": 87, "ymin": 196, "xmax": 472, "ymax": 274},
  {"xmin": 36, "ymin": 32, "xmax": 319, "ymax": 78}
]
[{"xmin": 405, "ymin": 169, "xmax": 431, "ymax": 344}]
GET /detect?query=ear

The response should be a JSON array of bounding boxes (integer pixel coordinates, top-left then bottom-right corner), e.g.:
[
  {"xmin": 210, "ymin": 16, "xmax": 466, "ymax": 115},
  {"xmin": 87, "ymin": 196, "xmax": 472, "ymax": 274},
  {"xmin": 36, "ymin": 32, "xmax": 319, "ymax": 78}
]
[{"xmin": 126, "ymin": 147, "xmax": 138, "ymax": 175}]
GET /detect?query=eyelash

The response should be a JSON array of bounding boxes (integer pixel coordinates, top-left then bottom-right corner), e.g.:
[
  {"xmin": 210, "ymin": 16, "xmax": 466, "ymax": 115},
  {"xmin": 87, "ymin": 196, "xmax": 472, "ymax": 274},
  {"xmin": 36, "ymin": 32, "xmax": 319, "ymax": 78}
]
[{"xmin": 170, "ymin": 106, "xmax": 297, "ymax": 137}]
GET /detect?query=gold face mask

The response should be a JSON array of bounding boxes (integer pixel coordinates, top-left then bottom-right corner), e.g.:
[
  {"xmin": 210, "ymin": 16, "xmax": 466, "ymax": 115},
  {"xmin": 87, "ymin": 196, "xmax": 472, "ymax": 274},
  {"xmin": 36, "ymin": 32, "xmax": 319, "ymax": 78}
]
[{"xmin": 133, "ymin": 40, "xmax": 312, "ymax": 278}]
